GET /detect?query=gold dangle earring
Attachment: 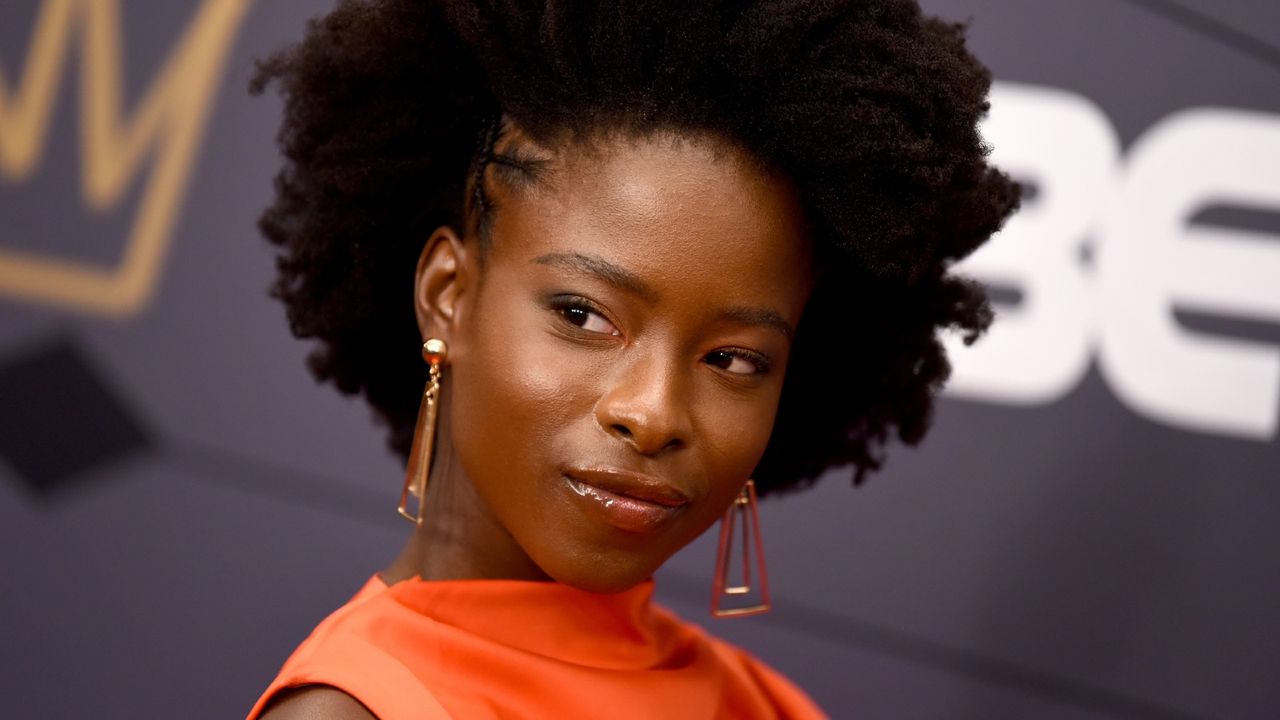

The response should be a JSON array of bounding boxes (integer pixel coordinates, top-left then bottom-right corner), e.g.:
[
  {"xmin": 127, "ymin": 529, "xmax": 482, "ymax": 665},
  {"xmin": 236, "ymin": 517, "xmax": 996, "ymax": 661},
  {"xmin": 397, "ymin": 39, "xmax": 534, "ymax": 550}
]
[
  {"xmin": 397, "ymin": 338, "xmax": 448, "ymax": 524},
  {"xmin": 710, "ymin": 479, "xmax": 771, "ymax": 617}
]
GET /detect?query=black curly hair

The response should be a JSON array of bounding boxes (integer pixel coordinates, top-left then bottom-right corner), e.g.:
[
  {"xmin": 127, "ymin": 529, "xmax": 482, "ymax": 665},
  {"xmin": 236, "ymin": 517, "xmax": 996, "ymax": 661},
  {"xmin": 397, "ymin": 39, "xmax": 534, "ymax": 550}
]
[{"xmin": 251, "ymin": 0, "xmax": 1020, "ymax": 497}]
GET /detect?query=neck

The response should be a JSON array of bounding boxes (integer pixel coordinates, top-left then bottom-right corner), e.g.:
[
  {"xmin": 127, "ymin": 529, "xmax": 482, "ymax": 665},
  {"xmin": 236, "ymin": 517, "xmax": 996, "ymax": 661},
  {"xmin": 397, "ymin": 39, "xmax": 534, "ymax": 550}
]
[{"xmin": 382, "ymin": 427, "xmax": 551, "ymax": 586}]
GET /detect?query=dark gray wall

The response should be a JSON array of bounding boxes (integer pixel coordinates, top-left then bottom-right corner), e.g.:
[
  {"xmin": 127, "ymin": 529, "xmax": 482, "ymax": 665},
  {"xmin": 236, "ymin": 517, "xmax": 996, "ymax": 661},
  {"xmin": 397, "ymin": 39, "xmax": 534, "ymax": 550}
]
[{"xmin": 1, "ymin": 1, "xmax": 1276, "ymax": 718}]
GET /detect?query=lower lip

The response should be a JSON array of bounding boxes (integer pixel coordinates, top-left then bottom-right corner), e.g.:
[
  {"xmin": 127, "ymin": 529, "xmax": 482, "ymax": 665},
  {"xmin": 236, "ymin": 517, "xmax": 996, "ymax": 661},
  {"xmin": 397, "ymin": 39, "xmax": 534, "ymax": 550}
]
[{"xmin": 562, "ymin": 476, "xmax": 683, "ymax": 533}]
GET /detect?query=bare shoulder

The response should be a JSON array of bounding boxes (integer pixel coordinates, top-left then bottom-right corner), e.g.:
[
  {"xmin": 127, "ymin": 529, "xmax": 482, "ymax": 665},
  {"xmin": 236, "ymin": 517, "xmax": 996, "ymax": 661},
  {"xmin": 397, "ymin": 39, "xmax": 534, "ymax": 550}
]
[{"xmin": 257, "ymin": 686, "xmax": 378, "ymax": 720}]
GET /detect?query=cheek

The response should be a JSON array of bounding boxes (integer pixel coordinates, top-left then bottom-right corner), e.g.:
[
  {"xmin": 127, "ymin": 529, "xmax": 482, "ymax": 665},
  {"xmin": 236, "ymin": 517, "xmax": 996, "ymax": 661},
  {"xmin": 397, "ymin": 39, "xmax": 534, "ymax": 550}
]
[
  {"xmin": 696, "ymin": 386, "xmax": 783, "ymax": 487},
  {"xmin": 672, "ymin": 392, "xmax": 779, "ymax": 549},
  {"xmin": 447, "ymin": 290, "xmax": 586, "ymax": 489}
]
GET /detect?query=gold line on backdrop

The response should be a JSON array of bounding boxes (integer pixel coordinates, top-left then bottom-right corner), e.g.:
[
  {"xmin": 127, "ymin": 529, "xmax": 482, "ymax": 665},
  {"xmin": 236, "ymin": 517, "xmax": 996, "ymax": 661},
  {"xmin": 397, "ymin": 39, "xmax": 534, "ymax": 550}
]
[{"xmin": 0, "ymin": 0, "xmax": 252, "ymax": 317}]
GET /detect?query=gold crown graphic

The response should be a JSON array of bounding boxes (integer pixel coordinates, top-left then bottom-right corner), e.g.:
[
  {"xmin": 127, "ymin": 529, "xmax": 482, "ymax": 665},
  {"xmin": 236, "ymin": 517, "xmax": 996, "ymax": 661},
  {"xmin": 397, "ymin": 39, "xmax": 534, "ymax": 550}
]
[{"xmin": 0, "ymin": 0, "xmax": 251, "ymax": 316}]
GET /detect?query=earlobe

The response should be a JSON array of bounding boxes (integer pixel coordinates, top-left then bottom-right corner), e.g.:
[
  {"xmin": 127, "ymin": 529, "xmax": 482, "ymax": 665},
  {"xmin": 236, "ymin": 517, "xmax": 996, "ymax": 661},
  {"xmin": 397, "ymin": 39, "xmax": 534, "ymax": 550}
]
[{"xmin": 414, "ymin": 225, "xmax": 470, "ymax": 342}]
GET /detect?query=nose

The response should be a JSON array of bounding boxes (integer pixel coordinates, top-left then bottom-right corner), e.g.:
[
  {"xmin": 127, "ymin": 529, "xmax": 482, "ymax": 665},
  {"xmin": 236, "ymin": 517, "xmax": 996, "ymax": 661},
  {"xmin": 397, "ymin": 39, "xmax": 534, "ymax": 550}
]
[{"xmin": 595, "ymin": 350, "xmax": 692, "ymax": 456}]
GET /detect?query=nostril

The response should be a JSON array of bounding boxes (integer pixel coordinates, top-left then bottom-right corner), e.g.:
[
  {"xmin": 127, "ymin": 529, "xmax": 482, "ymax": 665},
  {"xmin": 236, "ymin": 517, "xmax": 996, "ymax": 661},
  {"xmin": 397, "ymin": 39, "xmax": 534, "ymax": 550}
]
[{"xmin": 611, "ymin": 423, "xmax": 633, "ymax": 438}]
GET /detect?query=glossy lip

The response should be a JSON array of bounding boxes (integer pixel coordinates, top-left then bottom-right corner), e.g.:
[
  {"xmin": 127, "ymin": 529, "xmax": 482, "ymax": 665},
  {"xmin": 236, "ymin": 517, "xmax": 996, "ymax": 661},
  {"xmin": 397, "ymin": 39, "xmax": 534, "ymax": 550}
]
[
  {"xmin": 562, "ymin": 466, "xmax": 690, "ymax": 533},
  {"xmin": 564, "ymin": 467, "xmax": 691, "ymax": 507}
]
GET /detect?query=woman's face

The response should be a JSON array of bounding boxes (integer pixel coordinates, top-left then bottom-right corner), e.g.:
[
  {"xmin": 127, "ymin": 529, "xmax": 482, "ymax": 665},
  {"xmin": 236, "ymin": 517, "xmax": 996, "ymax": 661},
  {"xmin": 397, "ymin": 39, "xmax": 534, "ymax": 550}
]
[{"xmin": 424, "ymin": 131, "xmax": 814, "ymax": 593}]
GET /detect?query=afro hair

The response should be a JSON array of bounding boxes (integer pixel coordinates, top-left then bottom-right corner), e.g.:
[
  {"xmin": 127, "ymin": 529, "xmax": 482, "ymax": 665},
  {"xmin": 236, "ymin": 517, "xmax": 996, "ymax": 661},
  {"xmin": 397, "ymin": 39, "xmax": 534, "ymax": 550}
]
[{"xmin": 251, "ymin": 0, "xmax": 1021, "ymax": 496}]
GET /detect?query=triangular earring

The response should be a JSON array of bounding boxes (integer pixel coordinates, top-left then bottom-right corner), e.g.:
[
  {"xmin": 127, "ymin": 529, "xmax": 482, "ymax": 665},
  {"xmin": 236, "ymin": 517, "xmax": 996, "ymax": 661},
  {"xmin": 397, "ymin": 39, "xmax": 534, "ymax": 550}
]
[{"xmin": 710, "ymin": 479, "xmax": 771, "ymax": 617}]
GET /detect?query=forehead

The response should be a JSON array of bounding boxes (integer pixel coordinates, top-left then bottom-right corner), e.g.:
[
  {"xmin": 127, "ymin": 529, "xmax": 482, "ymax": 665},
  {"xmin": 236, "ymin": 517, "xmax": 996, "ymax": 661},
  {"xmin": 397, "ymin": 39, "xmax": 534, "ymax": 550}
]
[{"xmin": 485, "ymin": 132, "xmax": 814, "ymax": 313}]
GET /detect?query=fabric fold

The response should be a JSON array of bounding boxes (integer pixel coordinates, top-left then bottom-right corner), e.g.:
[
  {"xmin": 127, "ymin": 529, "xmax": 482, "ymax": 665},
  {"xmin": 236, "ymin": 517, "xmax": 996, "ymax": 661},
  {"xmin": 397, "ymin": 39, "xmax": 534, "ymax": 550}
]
[{"xmin": 247, "ymin": 575, "xmax": 826, "ymax": 720}]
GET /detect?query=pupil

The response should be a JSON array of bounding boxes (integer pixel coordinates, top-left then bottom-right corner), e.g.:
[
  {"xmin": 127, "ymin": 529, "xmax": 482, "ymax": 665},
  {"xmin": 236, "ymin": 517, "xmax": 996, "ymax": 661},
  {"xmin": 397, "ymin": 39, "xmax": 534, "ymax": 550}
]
[{"xmin": 566, "ymin": 307, "xmax": 588, "ymax": 326}]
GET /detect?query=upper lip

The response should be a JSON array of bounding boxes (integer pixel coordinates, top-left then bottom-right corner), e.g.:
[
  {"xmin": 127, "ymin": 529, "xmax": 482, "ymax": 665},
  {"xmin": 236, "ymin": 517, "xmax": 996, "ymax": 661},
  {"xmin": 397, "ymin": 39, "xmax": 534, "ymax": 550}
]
[{"xmin": 564, "ymin": 466, "xmax": 691, "ymax": 508}]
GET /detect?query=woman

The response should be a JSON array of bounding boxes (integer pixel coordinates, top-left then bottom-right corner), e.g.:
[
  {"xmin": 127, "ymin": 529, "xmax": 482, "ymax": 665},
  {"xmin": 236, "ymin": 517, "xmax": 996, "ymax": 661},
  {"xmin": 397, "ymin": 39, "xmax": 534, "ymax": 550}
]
[{"xmin": 247, "ymin": 0, "xmax": 1019, "ymax": 717}]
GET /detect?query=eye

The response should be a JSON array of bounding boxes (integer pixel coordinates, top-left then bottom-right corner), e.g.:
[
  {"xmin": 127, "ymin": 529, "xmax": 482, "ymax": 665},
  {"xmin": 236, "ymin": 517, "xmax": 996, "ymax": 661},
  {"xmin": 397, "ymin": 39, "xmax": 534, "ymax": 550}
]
[
  {"xmin": 551, "ymin": 297, "xmax": 621, "ymax": 336},
  {"xmin": 704, "ymin": 349, "xmax": 771, "ymax": 376}
]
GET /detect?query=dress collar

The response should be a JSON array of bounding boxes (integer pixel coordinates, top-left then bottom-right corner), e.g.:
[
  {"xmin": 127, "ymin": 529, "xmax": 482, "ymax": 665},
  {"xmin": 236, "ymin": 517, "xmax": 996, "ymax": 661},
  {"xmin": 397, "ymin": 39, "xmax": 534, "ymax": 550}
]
[{"xmin": 375, "ymin": 576, "xmax": 686, "ymax": 670}]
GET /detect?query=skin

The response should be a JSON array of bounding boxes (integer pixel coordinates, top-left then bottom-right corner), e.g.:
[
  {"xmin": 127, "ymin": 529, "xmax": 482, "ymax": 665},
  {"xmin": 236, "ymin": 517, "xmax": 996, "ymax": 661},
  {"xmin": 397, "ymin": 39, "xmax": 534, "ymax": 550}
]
[{"xmin": 261, "ymin": 129, "xmax": 813, "ymax": 719}]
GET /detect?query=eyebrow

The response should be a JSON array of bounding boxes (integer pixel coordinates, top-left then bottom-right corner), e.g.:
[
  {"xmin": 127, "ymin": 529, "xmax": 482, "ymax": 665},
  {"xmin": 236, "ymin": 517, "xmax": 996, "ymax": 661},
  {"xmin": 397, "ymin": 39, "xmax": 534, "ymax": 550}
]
[
  {"xmin": 719, "ymin": 306, "xmax": 795, "ymax": 340},
  {"xmin": 532, "ymin": 251, "xmax": 795, "ymax": 339},
  {"xmin": 533, "ymin": 252, "xmax": 659, "ymax": 303}
]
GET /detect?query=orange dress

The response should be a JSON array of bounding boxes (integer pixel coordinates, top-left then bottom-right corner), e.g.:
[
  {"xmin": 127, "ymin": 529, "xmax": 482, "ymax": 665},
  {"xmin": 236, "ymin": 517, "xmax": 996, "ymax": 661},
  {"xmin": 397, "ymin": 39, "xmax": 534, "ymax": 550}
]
[{"xmin": 246, "ymin": 575, "xmax": 826, "ymax": 719}]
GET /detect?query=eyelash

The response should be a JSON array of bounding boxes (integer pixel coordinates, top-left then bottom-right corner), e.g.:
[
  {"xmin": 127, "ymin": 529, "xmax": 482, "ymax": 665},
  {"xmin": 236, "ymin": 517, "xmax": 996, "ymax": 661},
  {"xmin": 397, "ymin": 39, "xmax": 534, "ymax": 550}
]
[
  {"xmin": 549, "ymin": 295, "xmax": 619, "ymax": 336},
  {"xmin": 548, "ymin": 295, "xmax": 773, "ymax": 377},
  {"xmin": 705, "ymin": 348, "xmax": 773, "ymax": 376}
]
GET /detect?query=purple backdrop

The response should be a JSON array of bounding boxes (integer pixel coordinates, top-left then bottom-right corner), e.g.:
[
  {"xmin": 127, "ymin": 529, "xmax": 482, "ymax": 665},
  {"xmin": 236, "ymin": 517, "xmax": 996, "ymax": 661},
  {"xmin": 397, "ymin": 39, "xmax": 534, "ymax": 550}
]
[{"xmin": 2, "ymin": 1, "xmax": 1277, "ymax": 717}]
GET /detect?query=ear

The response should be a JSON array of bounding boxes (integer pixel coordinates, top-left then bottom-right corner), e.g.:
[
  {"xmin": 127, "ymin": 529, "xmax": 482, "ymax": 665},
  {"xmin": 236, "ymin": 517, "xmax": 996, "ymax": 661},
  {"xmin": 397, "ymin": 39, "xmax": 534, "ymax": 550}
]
[{"xmin": 413, "ymin": 225, "xmax": 473, "ymax": 344}]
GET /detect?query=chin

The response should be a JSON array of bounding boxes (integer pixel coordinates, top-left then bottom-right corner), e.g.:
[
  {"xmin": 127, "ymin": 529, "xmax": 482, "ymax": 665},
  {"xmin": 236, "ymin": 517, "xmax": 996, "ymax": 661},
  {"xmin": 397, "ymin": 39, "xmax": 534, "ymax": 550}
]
[{"xmin": 542, "ymin": 553, "xmax": 665, "ymax": 595}]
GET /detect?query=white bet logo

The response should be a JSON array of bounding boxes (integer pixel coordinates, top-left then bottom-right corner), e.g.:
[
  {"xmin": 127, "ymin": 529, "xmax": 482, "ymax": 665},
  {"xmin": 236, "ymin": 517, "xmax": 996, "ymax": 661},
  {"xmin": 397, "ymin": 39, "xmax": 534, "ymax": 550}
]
[{"xmin": 945, "ymin": 82, "xmax": 1280, "ymax": 440}]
